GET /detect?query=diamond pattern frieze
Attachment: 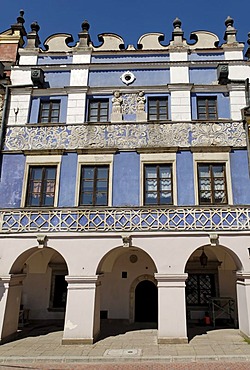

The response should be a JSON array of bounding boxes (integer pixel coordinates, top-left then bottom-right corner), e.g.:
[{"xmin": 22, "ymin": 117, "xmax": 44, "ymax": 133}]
[{"xmin": 1, "ymin": 207, "xmax": 250, "ymax": 233}]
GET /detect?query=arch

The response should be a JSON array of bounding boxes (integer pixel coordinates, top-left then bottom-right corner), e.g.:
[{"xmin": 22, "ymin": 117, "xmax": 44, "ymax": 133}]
[
  {"xmin": 10, "ymin": 246, "xmax": 69, "ymax": 274},
  {"xmin": 184, "ymin": 243, "xmax": 243, "ymax": 273},
  {"xmin": 96, "ymin": 245, "xmax": 158, "ymax": 275},
  {"xmin": 129, "ymin": 274, "xmax": 157, "ymax": 323},
  {"xmin": 185, "ymin": 243, "xmax": 240, "ymax": 334}
]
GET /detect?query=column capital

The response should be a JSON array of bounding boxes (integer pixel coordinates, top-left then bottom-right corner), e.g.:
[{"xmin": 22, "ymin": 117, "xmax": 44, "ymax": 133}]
[
  {"xmin": 0, "ymin": 274, "xmax": 26, "ymax": 287},
  {"xmin": 65, "ymin": 275, "xmax": 100, "ymax": 290},
  {"xmin": 155, "ymin": 273, "xmax": 188, "ymax": 287},
  {"xmin": 236, "ymin": 271, "xmax": 250, "ymax": 282}
]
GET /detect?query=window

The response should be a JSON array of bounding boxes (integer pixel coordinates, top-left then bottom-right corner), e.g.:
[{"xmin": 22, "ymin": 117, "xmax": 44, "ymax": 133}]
[
  {"xmin": 26, "ymin": 166, "xmax": 57, "ymax": 207},
  {"xmin": 88, "ymin": 99, "xmax": 109, "ymax": 122},
  {"xmin": 197, "ymin": 97, "xmax": 217, "ymax": 120},
  {"xmin": 79, "ymin": 165, "xmax": 109, "ymax": 206},
  {"xmin": 148, "ymin": 97, "xmax": 168, "ymax": 121},
  {"xmin": 186, "ymin": 274, "xmax": 216, "ymax": 306},
  {"xmin": 49, "ymin": 266, "xmax": 68, "ymax": 311},
  {"xmin": 144, "ymin": 164, "xmax": 173, "ymax": 205},
  {"xmin": 39, "ymin": 100, "xmax": 60, "ymax": 123},
  {"xmin": 198, "ymin": 163, "xmax": 227, "ymax": 205}
]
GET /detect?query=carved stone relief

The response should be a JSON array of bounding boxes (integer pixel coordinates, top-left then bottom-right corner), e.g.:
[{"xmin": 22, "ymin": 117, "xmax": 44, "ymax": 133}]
[{"xmin": 4, "ymin": 121, "xmax": 246, "ymax": 152}]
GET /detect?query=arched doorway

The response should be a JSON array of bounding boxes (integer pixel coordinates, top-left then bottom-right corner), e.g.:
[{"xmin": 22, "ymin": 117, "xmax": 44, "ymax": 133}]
[
  {"xmin": 185, "ymin": 244, "xmax": 241, "ymax": 338},
  {"xmin": 135, "ymin": 280, "xmax": 158, "ymax": 322},
  {"xmin": 96, "ymin": 246, "xmax": 158, "ymax": 339},
  {"xmin": 1, "ymin": 247, "xmax": 69, "ymax": 342}
]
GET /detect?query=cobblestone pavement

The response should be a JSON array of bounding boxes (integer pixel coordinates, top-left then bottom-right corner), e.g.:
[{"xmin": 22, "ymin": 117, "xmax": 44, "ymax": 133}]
[{"xmin": 0, "ymin": 322, "xmax": 250, "ymax": 368}]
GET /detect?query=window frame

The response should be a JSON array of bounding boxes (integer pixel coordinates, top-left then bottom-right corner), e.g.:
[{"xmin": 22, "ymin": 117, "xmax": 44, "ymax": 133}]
[
  {"xmin": 148, "ymin": 97, "xmax": 168, "ymax": 121},
  {"xmin": 76, "ymin": 154, "xmax": 113, "ymax": 206},
  {"xmin": 197, "ymin": 163, "xmax": 228, "ymax": 205},
  {"xmin": 197, "ymin": 96, "xmax": 218, "ymax": 120},
  {"xmin": 79, "ymin": 164, "xmax": 109, "ymax": 206},
  {"xmin": 186, "ymin": 273, "xmax": 216, "ymax": 306},
  {"xmin": 25, "ymin": 165, "xmax": 57, "ymax": 207},
  {"xmin": 88, "ymin": 98, "xmax": 109, "ymax": 123},
  {"xmin": 193, "ymin": 152, "xmax": 233, "ymax": 206},
  {"xmin": 38, "ymin": 99, "xmax": 61, "ymax": 123},
  {"xmin": 21, "ymin": 155, "xmax": 61, "ymax": 208},
  {"xmin": 140, "ymin": 153, "xmax": 177, "ymax": 206},
  {"xmin": 144, "ymin": 163, "xmax": 173, "ymax": 206}
]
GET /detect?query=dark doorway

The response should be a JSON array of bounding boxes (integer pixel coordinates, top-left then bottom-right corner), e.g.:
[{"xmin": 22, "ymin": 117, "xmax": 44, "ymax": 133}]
[{"xmin": 135, "ymin": 280, "xmax": 158, "ymax": 322}]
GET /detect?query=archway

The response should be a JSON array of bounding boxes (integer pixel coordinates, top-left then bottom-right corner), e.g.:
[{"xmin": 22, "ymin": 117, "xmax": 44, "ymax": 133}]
[
  {"xmin": 135, "ymin": 280, "xmax": 158, "ymax": 322},
  {"xmin": 96, "ymin": 245, "xmax": 157, "ymax": 339},
  {"xmin": 1, "ymin": 246, "xmax": 69, "ymax": 343},
  {"xmin": 185, "ymin": 244, "xmax": 240, "ymax": 339}
]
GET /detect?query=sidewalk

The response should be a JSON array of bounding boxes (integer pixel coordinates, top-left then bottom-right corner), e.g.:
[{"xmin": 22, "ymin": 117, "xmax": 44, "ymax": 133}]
[{"xmin": 0, "ymin": 322, "xmax": 250, "ymax": 364}]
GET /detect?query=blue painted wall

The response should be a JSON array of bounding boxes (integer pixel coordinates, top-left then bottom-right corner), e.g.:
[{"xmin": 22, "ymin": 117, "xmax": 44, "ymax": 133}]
[
  {"xmin": 191, "ymin": 92, "xmax": 230, "ymax": 119},
  {"xmin": 113, "ymin": 152, "xmax": 140, "ymax": 206},
  {"xmin": 230, "ymin": 150, "xmax": 250, "ymax": 205},
  {"xmin": 44, "ymin": 71, "xmax": 70, "ymax": 87},
  {"xmin": 38, "ymin": 56, "xmax": 73, "ymax": 65},
  {"xmin": 91, "ymin": 54, "xmax": 170, "ymax": 63},
  {"xmin": 189, "ymin": 53, "xmax": 224, "ymax": 61},
  {"xmin": 89, "ymin": 69, "xmax": 170, "ymax": 87},
  {"xmin": 0, "ymin": 154, "xmax": 25, "ymax": 208},
  {"xmin": 176, "ymin": 151, "xmax": 195, "ymax": 205},
  {"xmin": 29, "ymin": 95, "xmax": 68, "ymax": 123},
  {"xmin": 58, "ymin": 153, "xmax": 78, "ymax": 207},
  {"xmin": 189, "ymin": 68, "xmax": 217, "ymax": 84}
]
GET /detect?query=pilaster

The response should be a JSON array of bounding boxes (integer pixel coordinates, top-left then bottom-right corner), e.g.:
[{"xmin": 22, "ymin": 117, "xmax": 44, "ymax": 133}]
[
  {"xmin": 155, "ymin": 273, "xmax": 188, "ymax": 344},
  {"xmin": 62, "ymin": 275, "xmax": 100, "ymax": 344}
]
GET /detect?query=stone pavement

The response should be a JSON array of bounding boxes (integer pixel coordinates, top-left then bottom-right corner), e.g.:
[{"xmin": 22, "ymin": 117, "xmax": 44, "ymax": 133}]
[{"xmin": 0, "ymin": 322, "xmax": 250, "ymax": 366}]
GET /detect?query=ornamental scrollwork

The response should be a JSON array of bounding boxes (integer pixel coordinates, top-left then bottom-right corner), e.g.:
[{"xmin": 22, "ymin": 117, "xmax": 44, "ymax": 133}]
[{"xmin": 4, "ymin": 121, "xmax": 247, "ymax": 151}]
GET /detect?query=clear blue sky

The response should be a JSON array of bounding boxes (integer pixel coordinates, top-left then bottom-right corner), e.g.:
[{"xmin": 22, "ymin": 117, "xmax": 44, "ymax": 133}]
[{"xmin": 0, "ymin": 1, "xmax": 249, "ymax": 51}]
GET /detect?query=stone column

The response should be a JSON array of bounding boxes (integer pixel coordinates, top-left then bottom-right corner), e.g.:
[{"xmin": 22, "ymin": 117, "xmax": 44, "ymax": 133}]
[
  {"xmin": 155, "ymin": 273, "xmax": 188, "ymax": 344},
  {"xmin": 0, "ymin": 274, "xmax": 25, "ymax": 343},
  {"xmin": 236, "ymin": 272, "xmax": 250, "ymax": 339},
  {"xmin": 62, "ymin": 275, "xmax": 100, "ymax": 344},
  {"xmin": 111, "ymin": 91, "xmax": 123, "ymax": 122},
  {"xmin": 136, "ymin": 91, "xmax": 147, "ymax": 122}
]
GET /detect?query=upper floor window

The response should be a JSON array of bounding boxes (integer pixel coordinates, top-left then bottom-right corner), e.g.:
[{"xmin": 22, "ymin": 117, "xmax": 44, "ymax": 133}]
[
  {"xmin": 148, "ymin": 97, "xmax": 168, "ymax": 121},
  {"xmin": 26, "ymin": 166, "xmax": 57, "ymax": 207},
  {"xmin": 144, "ymin": 164, "xmax": 173, "ymax": 205},
  {"xmin": 79, "ymin": 165, "xmax": 109, "ymax": 206},
  {"xmin": 197, "ymin": 97, "xmax": 217, "ymax": 120},
  {"xmin": 88, "ymin": 99, "xmax": 109, "ymax": 122},
  {"xmin": 198, "ymin": 163, "xmax": 227, "ymax": 205},
  {"xmin": 39, "ymin": 100, "xmax": 60, "ymax": 123}
]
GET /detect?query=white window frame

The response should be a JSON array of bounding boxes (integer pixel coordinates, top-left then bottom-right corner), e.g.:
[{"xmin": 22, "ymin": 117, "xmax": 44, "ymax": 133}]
[
  {"xmin": 140, "ymin": 153, "xmax": 177, "ymax": 206},
  {"xmin": 193, "ymin": 152, "xmax": 233, "ymax": 205},
  {"xmin": 76, "ymin": 154, "xmax": 113, "ymax": 206},
  {"xmin": 21, "ymin": 155, "xmax": 62, "ymax": 207}
]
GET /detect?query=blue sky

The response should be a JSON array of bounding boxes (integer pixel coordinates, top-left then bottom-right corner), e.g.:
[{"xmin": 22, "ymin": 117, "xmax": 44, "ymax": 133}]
[{"xmin": 0, "ymin": 1, "xmax": 249, "ymax": 51}]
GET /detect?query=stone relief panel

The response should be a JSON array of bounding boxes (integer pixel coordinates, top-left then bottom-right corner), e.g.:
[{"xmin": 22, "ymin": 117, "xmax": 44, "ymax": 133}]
[
  {"xmin": 121, "ymin": 94, "xmax": 137, "ymax": 114},
  {"xmin": 4, "ymin": 121, "xmax": 246, "ymax": 151}
]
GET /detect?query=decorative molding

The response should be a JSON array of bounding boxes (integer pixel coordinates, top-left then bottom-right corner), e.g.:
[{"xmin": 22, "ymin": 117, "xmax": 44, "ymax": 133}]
[
  {"xmin": 4, "ymin": 121, "xmax": 246, "ymax": 152},
  {"xmin": 0, "ymin": 206, "xmax": 250, "ymax": 233},
  {"xmin": 121, "ymin": 94, "xmax": 137, "ymax": 114}
]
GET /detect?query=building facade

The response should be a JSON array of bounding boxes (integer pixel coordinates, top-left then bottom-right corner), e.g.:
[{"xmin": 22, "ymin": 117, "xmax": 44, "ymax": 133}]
[{"xmin": 0, "ymin": 13, "xmax": 250, "ymax": 344}]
